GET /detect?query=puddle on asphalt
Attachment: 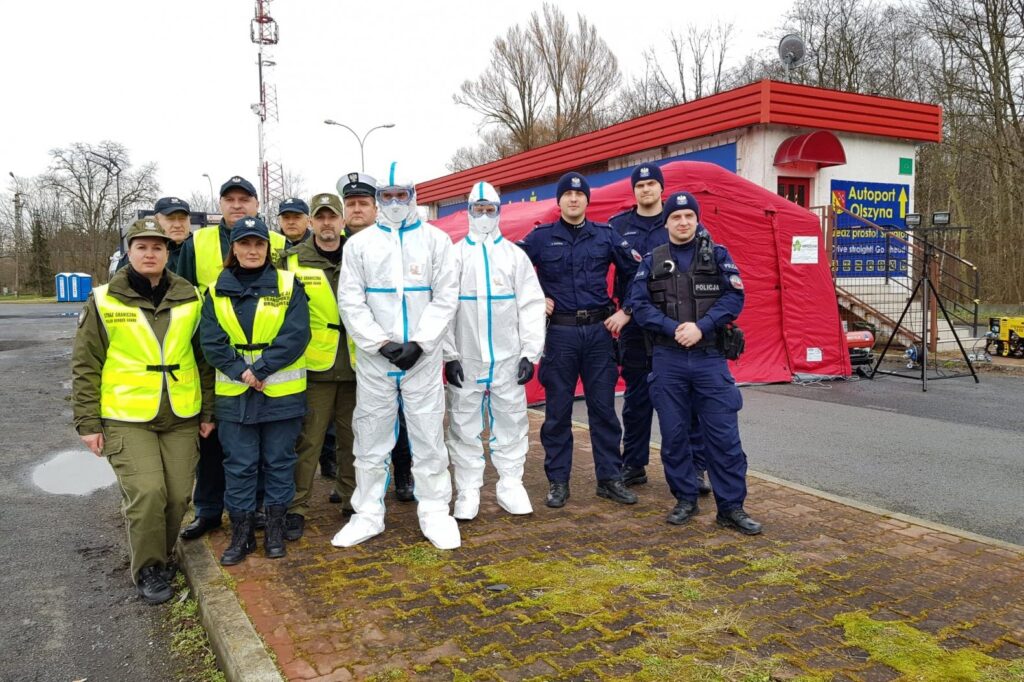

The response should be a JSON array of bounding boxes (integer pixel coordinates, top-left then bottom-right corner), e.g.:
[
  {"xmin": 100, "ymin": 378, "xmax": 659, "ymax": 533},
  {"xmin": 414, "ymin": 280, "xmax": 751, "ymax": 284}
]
[{"xmin": 32, "ymin": 449, "xmax": 116, "ymax": 495}]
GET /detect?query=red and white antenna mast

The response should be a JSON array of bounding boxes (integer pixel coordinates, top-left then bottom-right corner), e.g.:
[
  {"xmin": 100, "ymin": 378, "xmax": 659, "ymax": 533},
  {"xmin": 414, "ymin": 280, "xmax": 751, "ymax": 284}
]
[{"xmin": 250, "ymin": 0, "xmax": 285, "ymax": 222}]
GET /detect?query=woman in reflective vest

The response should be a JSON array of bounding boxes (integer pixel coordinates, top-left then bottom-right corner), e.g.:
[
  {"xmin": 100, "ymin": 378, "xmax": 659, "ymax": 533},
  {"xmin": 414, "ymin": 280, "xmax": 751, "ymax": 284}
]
[
  {"xmin": 72, "ymin": 218, "xmax": 214, "ymax": 605},
  {"xmin": 199, "ymin": 216, "xmax": 310, "ymax": 566}
]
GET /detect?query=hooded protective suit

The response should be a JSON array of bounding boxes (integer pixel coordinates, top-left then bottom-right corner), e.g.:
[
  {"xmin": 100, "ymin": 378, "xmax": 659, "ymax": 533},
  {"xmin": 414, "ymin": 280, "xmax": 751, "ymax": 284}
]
[
  {"xmin": 331, "ymin": 163, "xmax": 461, "ymax": 549},
  {"xmin": 444, "ymin": 182, "xmax": 546, "ymax": 519}
]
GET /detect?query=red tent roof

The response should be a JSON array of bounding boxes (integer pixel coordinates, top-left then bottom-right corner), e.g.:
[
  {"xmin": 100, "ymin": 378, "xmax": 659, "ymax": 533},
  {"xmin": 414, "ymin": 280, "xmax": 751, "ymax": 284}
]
[
  {"xmin": 434, "ymin": 160, "xmax": 851, "ymax": 393},
  {"xmin": 419, "ymin": 79, "xmax": 941, "ymax": 204}
]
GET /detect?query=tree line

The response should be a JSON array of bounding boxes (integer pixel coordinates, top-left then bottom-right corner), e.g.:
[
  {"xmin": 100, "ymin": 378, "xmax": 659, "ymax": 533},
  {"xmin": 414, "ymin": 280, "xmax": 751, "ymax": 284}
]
[{"xmin": 452, "ymin": 0, "xmax": 1024, "ymax": 303}]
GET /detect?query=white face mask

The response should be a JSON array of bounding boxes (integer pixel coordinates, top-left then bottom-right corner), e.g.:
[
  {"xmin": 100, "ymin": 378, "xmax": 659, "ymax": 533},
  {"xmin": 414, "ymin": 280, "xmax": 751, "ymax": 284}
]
[
  {"xmin": 380, "ymin": 201, "xmax": 415, "ymax": 225},
  {"xmin": 469, "ymin": 213, "xmax": 499, "ymax": 235}
]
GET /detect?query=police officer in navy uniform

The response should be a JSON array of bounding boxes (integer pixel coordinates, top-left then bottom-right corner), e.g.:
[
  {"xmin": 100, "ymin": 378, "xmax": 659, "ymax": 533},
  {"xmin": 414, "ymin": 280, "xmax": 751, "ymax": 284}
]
[
  {"xmin": 278, "ymin": 197, "xmax": 313, "ymax": 248},
  {"xmin": 518, "ymin": 171, "xmax": 640, "ymax": 508},
  {"xmin": 610, "ymin": 164, "xmax": 712, "ymax": 496},
  {"xmin": 627, "ymin": 191, "xmax": 762, "ymax": 534}
]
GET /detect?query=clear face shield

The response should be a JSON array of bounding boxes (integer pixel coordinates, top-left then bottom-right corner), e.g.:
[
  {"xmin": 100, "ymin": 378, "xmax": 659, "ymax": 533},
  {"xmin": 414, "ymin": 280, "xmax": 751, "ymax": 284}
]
[
  {"xmin": 468, "ymin": 200, "xmax": 500, "ymax": 234},
  {"xmin": 376, "ymin": 186, "xmax": 416, "ymax": 225}
]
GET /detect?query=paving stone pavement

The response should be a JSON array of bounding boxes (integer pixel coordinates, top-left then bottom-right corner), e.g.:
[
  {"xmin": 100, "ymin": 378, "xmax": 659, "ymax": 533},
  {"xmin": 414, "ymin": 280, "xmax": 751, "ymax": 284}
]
[{"xmin": 202, "ymin": 414, "xmax": 1024, "ymax": 681}]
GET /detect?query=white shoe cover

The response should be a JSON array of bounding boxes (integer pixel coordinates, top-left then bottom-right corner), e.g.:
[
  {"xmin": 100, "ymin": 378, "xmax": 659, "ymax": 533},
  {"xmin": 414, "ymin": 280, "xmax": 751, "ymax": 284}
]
[
  {"xmin": 330, "ymin": 514, "xmax": 384, "ymax": 547},
  {"xmin": 419, "ymin": 512, "xmax": 461, "ymax": 550},
  {"xmin": 496, "ymin": 481, "xmax": 533, "ymax": 515},
  {"xmin": 453, "ymin": 489, "xmax": 481, "ymax": 520}
]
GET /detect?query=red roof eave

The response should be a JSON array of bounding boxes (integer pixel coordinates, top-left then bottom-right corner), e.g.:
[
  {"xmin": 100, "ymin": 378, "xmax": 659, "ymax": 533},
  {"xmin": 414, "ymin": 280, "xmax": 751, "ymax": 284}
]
[{"xmin": 419, "ymin": 80, "xmax": 942, "ymax": 203}]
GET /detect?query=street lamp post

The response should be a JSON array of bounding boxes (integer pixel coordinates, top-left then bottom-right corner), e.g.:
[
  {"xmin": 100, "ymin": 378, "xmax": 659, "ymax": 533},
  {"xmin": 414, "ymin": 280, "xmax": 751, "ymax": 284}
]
[
  {"xmin": 323, "ymin": 120, "xmax": 395, "ymax": 172},
  {"xmin": 201, "ymin": 173, "xmax": 216, "ymax": 211}
]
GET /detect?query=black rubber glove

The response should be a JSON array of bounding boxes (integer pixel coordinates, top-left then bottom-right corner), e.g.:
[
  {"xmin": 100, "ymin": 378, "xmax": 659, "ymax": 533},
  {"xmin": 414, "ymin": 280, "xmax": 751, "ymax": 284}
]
[
  {"xmin": 444, "ymin": 360, "xmax": 464, "ymax": 388},
  {"xmin": 380, "ymin": 341, "xmax": 404, "ymax": 361},
  {"xmin": 392, "ymin": 342, "xmax": 423, "ymax": 371},
  {"xmin": 517, "ymin": 357, "xmax": 535, "ymax": 385}
]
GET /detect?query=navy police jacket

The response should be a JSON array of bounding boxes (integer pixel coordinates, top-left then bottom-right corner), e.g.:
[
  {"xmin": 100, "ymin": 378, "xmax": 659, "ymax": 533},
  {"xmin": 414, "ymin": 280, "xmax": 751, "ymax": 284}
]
[
  {"xmin": 518, "ymin": 218, "xmax": 641, "ymax": 313},
  {"xmin": 625, "ymin": 233, "xmax": 744, "ymax": 346},
  {"xmin": 199, "ymin": 264, "xmax": 310, "ymax": 424},
  {"xmin": 609, "ymin": 208, "xmax": 665, "ymax": 303}
]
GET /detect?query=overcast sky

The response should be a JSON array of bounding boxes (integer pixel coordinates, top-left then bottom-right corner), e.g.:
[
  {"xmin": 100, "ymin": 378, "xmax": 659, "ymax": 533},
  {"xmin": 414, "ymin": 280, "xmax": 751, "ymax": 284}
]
[{"xmin": 2, "ymin": 0, "xmax": 792, "ymax": 204}]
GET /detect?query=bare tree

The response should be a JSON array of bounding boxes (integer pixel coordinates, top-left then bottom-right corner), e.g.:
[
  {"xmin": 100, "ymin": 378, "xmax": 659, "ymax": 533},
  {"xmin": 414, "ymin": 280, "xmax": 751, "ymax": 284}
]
[
  {"xmin": 40, "ymin": 141, "xmax": 159, "ymax": 279},
  {"xmin": 454, "ymin": 24, "xmax": 548, "ymax": 153}
]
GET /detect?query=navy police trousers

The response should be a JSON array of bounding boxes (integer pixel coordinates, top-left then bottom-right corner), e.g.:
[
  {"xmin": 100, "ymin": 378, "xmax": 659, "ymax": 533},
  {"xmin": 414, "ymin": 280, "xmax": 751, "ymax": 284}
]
[
  {"xmin": 649, "ymin": 345, "xmax": 747, "ymax": 510},
  {"xmin": 539, "ymin": 323, "xmax": 623, "ymax": 482}
]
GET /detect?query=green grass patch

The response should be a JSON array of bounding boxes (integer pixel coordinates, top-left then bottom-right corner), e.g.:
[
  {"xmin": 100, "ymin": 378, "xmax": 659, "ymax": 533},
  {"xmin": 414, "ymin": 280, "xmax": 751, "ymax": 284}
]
[
  {"xmin": 836, "ymin": 611, "xmax": 1024, "ymax": 681},
  {"xmin": 735, "ymin": 553, "xmax": 809, "ymax": 588},
  {"xmin": 481, "ymin": 554, "xmax": 706, "ymax": 618},
  {"xmin": 167, "ymin": 576, "xmax": 226, "ymax": 682},
  {"xmin": 389, "ymin": 544, "xmax": 448, "ymax": 569}
]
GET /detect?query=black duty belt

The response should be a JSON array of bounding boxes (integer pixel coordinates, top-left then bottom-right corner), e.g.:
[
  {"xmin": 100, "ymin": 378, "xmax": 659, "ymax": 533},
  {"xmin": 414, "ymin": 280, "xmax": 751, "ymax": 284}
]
[
  {"xmin": 234, "ymin": 343, "xmax": 270, "ymax": 351},
  {"xmin": 146, "ymin": 363, "xmax": 181, "ymax": 381},
  {"xmin": 549, "ymin": 306, "xmax": 614, "ymax": 326},
  {"xmin": 652, "ymin": 335, "xmax": 712, "ymax": 350}
]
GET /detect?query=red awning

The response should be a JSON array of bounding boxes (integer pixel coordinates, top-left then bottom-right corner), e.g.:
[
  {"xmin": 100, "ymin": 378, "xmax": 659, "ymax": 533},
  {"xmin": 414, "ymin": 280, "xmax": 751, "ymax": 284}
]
[{"xmin": 774, "ymin": 130, "xmax": 846, "ymax": 168}]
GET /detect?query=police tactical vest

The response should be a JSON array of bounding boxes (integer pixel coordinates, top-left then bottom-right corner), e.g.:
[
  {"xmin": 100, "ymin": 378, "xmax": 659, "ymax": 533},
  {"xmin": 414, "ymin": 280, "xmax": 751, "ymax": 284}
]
[
  {"xmin": 209, "ymin": 269, "xmax": 307, "ymax": 397},
  {"xmin": 647, "ymin": 236, "xmax": 721, "ymax": 349},
  {"xmin": 92, "ymin": 284, "xmax": 203, "ymax": 421},
  {"xmin": 194, "ymin": 226, "xmax": 286, "ymax": 290},
  {"xmin": 285, "ymin": 253, "xmax": 352, "ymax": 371}
]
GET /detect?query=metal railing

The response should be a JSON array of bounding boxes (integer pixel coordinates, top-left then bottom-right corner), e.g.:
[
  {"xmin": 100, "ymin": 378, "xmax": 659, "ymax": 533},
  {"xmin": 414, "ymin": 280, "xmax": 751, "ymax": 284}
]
[{"xmin": 811, "ymin": 205, "xmax": 981, "ymax": 351}]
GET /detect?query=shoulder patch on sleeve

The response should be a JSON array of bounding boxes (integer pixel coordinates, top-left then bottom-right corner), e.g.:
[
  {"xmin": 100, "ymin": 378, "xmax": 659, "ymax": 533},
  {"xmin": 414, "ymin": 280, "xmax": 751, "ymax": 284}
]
[
  {"xmin": 631, "ymin": 249, "xmax": 643, "ymax": 262},
  {"xmin": 721, "ymin": 261, "xmax": 739, "ymax": 272},
  {"xmin": 728, "ymin": 274, "xmax": 744, "ymax": 290}
]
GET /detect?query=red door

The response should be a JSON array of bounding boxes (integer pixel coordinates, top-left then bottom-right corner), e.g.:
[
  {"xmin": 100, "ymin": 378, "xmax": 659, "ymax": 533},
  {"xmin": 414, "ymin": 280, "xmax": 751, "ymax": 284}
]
[{"xmin": 778, "ymin": 177, "xmax": 811, "ymax": 208}]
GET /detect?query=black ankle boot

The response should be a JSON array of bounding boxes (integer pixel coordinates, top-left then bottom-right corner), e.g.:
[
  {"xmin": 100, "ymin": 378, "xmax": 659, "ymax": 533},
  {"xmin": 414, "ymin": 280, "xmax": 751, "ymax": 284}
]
[
  {"xmin": 264, "ymin": 505, "xmax": 287, "ymax": 559},
  {"xmin": 220, "ymin": 512, "xmax": 256, "ymax": 566},
  {"xmin": 394, "ymin": 468, "xmax": 415, "ymax": 502}
]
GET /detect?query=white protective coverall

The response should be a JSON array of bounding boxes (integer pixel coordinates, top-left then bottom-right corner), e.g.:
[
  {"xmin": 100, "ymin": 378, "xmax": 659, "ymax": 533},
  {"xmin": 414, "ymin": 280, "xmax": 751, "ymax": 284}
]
[
  {"xmin": 444, "ymin": 181, "xmax": 546, "ymax": 520},
  {"xmin": 332, "ymin": 163, "xmax": 460, "ymax": 549}
]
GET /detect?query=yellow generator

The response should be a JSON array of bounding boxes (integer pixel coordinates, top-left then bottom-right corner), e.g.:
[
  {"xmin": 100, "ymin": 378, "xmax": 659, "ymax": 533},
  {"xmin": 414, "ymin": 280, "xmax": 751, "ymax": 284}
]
[{"xmin": 986, "ymin": 316, "xmax": 1024, "ymax": 357}]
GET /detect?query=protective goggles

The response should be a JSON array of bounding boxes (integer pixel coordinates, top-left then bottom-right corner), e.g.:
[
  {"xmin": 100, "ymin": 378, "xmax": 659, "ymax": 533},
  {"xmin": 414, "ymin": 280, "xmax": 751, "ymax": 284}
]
[
  {"xmin": 376, "ymin": 187, "xmax": 413, "ymax": 204},
  {"xmin": 468, "ymin": 201, "xmax": 499, "ymax": 217}
]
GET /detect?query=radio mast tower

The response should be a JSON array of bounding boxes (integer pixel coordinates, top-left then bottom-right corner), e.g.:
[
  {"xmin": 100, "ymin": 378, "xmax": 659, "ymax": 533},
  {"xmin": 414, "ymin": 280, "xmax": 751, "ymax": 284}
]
[{"xmin": 250, "ymin": 0, "xmax": 285, "ymax": 222}]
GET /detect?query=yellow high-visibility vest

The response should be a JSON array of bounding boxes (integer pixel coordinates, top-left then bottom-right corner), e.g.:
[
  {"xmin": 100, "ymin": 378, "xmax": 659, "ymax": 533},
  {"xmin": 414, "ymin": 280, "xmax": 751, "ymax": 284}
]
[
  {"xmin": 194, "ymin": 225, "xmax": 286, "ymax": 290},
  {"xmin": 285, "ymin": 253, "xmax": 341, "ymax": 372},
  {"xmin": 209, "ymin": 269, "xmax": 307, "ymax": 397},
  {"xmin": 92, "ymin": 284, "xmax": 203, "ymax": 421}
]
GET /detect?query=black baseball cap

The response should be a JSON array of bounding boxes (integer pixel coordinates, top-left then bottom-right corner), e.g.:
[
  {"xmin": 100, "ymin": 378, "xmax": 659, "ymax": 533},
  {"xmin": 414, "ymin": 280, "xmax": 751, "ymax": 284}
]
[
  {"xmin": 229, "ymin": 216, "xmax": 270, "ymax": 242},
  {"xmin": 278, "ymin": 197, "xmax": 310, "ymax": 215},
  {"xmin": 154, "ymin": 196, "xmax": 191, "ymax": 215},
  {"xmin": 220, "ymin": 176, "xmax": 258, "ymax": 198}
]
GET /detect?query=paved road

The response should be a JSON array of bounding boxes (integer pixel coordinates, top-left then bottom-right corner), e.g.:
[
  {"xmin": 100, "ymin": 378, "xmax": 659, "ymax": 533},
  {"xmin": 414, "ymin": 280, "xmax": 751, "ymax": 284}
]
[
  {"xmin": 0, "ymin": 303, "xmax": 182, "ymax": 680},
  {"xmin": 573, "ymin": 366, "xmax": 1024, "ymax": 546}
]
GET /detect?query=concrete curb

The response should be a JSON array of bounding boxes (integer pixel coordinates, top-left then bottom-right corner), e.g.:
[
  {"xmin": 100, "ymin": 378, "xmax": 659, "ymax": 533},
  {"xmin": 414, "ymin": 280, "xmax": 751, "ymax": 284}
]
[
  {"xmin": 177, "ymin": 537, "xmax": 284, "ymax": 682},
  {"xmin": 561, "ymin": 411, "xmax": 1024, "ymax": 554}
]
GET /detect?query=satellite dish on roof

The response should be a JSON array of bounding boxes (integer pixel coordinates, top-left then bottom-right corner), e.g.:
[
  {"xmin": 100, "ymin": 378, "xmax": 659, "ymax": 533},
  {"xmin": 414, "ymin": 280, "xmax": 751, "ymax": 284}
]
[{"xmin": 778, "ymin": 34, "xmax": 807, "ymax": 80}]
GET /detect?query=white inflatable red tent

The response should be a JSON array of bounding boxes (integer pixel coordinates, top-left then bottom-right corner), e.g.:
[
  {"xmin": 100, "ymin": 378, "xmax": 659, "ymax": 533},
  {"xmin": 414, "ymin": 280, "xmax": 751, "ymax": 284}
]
[{"xmin": 431, "ymin": 160, "xmax": 851, "ymax": 402}]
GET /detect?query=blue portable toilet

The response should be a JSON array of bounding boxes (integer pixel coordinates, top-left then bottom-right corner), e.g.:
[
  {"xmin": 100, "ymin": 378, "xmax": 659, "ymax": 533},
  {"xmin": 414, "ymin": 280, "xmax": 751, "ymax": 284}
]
[
  {"xmin": 55, "ymin": 273, "xmax": 70, "ymax": 302},
  {"xmin": 69, "ymin": 273, "xmax": 93, "ymax": 302}
]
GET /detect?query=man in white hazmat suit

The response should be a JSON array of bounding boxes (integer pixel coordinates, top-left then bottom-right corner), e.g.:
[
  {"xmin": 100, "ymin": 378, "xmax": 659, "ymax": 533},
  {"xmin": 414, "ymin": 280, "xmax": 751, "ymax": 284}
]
[
  {"xmin": 331, "ymin": 162, "xmax": 461, "ymax": 550},
  {"xmin": 443, "ymin": 182, "xmax": 546, "ymax": 520}
]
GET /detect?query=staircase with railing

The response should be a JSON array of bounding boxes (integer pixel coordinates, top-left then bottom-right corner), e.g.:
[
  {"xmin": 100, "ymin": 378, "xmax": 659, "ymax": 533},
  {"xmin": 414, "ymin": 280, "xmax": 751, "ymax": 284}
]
[{"xmin": 811, "ymin": 205, "xmax": 981, "ymax": 352}]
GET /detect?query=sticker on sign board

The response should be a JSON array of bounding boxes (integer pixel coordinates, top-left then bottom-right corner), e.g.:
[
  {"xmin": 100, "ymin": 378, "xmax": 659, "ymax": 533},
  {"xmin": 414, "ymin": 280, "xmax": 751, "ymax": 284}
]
[
  {"xmin": 792, "ymin": 236, "xmax": 819, "ymax": 264},
  {"xmin": 806, "ymin": 347, "xmax": 823, "ymax": 362}
]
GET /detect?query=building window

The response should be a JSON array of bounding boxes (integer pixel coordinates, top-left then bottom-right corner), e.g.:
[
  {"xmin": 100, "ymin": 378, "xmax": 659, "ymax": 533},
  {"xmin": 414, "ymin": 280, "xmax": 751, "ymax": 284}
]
[{"xmin": 778, "ymin": 177, "xmax": 811, "ymax": 208}]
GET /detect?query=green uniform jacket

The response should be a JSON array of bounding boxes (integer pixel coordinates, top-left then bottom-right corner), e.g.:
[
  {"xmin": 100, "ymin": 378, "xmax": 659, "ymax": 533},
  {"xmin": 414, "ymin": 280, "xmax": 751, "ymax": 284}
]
[
  {"xmin": 280, "ymin": 236, "xmax": 355, "ymax": 383},
  {"xmin": 72, "ymin": 269, "xmax": 216, "ymax": 435}
]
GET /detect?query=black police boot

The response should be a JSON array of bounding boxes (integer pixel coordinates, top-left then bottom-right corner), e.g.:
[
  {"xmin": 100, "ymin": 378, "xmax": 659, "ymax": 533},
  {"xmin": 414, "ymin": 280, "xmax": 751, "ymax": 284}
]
[
  {"xmin": 667, "ymin": 499, "xmax": 699, "ymax": 525},
  {"xmin": 180, "ymin": 515, "xmax": 221, "ymax": 540},
  {"xmin": 264, "ymin": 506, "xmax": 287, "ymax": 559},
  {"xmin": 159, "ymin": 560, "xmax": 179, "ymax": 584},
  {"xmin": 284, "ymin": 513, "xmax": 305, "ymax": 542},
  {"xmin": 716, "ymin": 508, "xmax": 763, "ymax": 536},
  {"xmin": 546, "ymin": 481, "xmax": 570, "ymax": 508},
  {"xmin": 220, "ymin": 512, "xmax": 256, "ymax": 566},
  {"xmin": 254, "ymin": 507, "xmax": 267, "ymax": 530},
  {"xmin": 621, "ymin": 466, "xmax": 648, "ymax": 487},
  {"xmin": 696, "ymin": 470, "xmax": 712, "ymax": 496},
  {"xmin": 596, "ymin": 479, "xmax": 639, "ymax": 505},
  {"xmin": 137, "ymin": 565, "xmax": 174, "ymax": 605},
  {"xmin": 328, "ymin": 490, "xmax": 342, "ymax": 503},
  {"xmin": 320, "ymin": 456, "xmax": 338, "ymax": 480},
  {"xmin": 394, "ymin": 469, "xmax": 415, "ymax": 502}
]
